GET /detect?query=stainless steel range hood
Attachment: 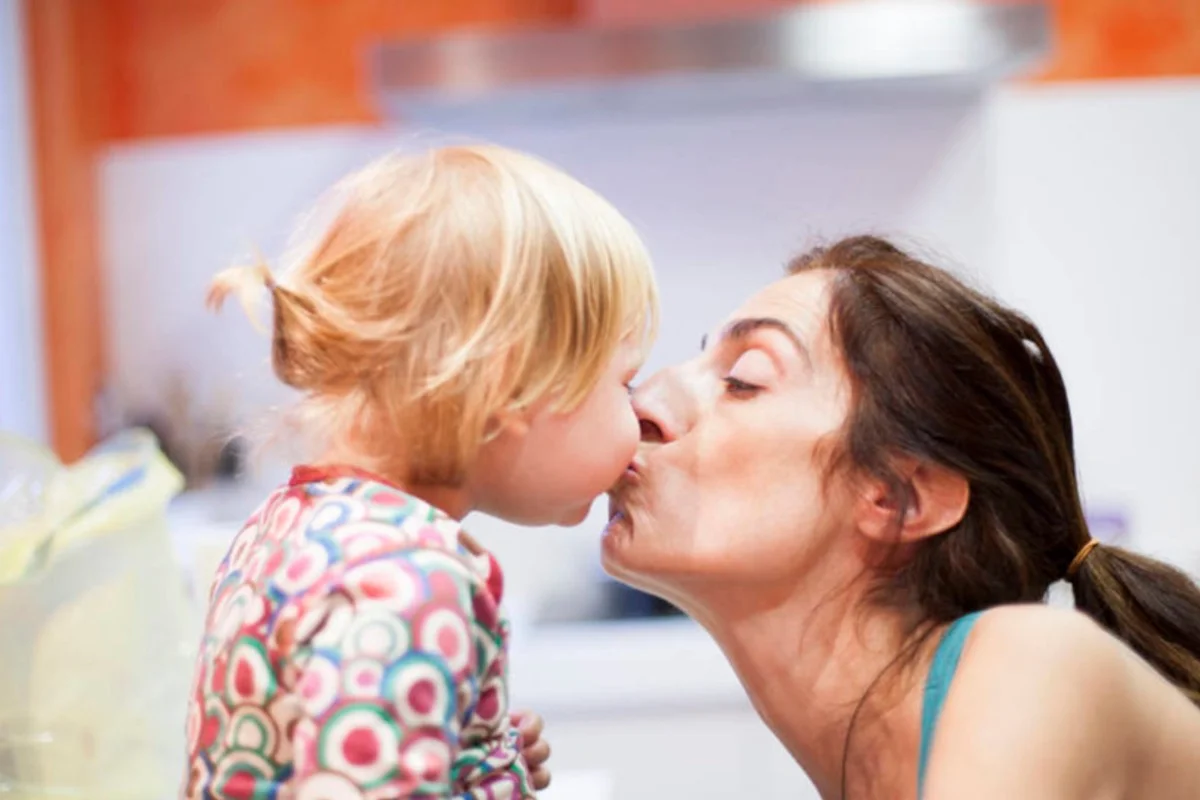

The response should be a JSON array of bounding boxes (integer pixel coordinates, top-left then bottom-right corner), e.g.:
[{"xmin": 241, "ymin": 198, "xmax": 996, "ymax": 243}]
[{"xmin": 372, "ymin": 0, "xmax": 1051, "ymax": 125}]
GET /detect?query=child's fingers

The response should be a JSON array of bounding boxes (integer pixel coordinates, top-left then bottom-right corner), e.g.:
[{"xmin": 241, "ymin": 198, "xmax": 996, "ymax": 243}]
[
  {"xmin": 517, "ymin": 711, "xmax": 544, "ymax": 740},
  {"xmin": 530, "ymin": 766, "xmax": 552, "ymax": 791},
  {"xmin": 523, "ymin": 738, "xmax": 551, "ymax": 769}
]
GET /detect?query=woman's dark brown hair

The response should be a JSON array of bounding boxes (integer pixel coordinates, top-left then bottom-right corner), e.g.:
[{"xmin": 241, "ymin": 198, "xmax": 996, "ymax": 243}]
[{"xmin": 790, "ymin": 235, "xmax": 1200, "ymax": 705}]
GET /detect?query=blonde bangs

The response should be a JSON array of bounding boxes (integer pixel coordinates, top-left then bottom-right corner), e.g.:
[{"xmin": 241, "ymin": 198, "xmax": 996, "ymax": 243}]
[
  {"xmin": 410, "ymin": 145, "xmax": 657, "ymax": 420},
  {"xmin": 487, "ymin": 147, "xmax": 658, "ymax": 414}
]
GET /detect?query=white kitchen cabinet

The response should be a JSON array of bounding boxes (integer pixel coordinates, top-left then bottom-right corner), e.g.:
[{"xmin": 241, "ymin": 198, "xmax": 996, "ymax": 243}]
[
  {"xmin": 538, "ymin": 706, "xmax": 814, "ymax": 800},
  {"xmin": 509, "ymin": 619, "xmax": 817, "ymax": 799}
]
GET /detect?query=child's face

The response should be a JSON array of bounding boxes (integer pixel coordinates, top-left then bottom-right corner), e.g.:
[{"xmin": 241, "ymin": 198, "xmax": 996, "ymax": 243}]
[{"xmin": 469, "ymin": 339, "xmax": 644, "ymax": 526}]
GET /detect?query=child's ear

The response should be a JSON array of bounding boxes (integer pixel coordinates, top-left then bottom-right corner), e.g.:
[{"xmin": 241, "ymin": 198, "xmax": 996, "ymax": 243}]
[{"xmin": 487, "ymin": 407, "xmax": 532, "ymax": 439}]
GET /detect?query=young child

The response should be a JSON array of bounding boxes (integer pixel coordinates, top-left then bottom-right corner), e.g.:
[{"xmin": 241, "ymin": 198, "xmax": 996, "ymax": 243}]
[{"xmin": 184, "ymin": 145, "xmax": 657, "ymax": 799}]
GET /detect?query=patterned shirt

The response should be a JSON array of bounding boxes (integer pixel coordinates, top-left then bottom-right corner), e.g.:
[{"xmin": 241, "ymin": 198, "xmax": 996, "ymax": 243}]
[{"xmin": 182, "ymin": 465, "xmax": 535, "ymax": 799}]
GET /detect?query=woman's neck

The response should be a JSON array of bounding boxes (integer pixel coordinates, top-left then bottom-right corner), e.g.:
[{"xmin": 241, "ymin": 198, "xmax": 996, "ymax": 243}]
[{"xmin": 683, "ymin": 578, "xmax": 930, "ymax": 799}]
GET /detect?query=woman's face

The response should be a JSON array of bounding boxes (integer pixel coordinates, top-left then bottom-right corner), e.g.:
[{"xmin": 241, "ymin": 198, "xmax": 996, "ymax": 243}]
[{"xmin": 604, "ymin": 269, "xmax": 860, "ymax": 593}]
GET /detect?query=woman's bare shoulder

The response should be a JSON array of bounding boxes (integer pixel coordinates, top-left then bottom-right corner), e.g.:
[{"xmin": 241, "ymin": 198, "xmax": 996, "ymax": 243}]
[{"xmin": 924, "ymin": 604, "xmax": 1200, "ymax": 799}]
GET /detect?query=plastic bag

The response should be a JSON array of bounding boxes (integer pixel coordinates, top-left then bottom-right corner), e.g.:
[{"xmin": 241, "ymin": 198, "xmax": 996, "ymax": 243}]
[{"xmin": 0, "ymin": 429, "xmax": 192, "ymax": 799}]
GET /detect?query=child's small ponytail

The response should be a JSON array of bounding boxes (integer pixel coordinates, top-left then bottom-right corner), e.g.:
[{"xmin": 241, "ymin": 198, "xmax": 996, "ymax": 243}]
[
  {"xmin": 207, "ymin": 259, "xmax": 362, "ymax": 394},
  {"xmin": 206, "ymin": 260, "xmax": 275, "ymax": 328}
]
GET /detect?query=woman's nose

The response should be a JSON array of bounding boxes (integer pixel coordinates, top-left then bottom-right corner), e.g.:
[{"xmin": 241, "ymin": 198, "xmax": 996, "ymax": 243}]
[{"xmin": 631, "ymin": 367, "xmax": 692, "ymax": 445}]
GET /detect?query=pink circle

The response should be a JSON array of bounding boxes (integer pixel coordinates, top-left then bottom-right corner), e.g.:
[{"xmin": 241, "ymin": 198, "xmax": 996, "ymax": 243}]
[
  {"xmin": 234, "ymin": 660, "xmax": 255, "ymax": 697},
  {"xmin": 476, "ymin": 687, "xmax": 499, "ymax": 721},
  {"xmin": 264, "ymin": 547, "xmax": 285, "ymax": 575},
  {"xmin": 286, "ymin": 555, "xmax": 311, "ymax": 582},
  {"xmin": 429, "ymin": 573, "xmax": 459, "ymax": 602},
  {"xmin": 300, "ymin": 671, "xmax": 321, "ymax": 700},
  {"xmin": 360, "ymin": 572, "xmax": 394, "ymax": 600},
  {"xmin": 356, "ymin": 669, "xmax": 374, "ymax": 688},
  {"xmin": 437, "ymin": 627, "xmax": 460, "ymax": 659},
  {"xmin": 343, "ymin": 727, "xmax": 380, "ymax": 767},
  {"xmin": 224, "ymin": 771, "xmax": 256, "ymax": 800},
  {"xmin": 211, "ymin": 659, "xmax": 226, "ymax": 694},
  {"xmin": 421, "ymin": 752, "xmax": 446, "ymax": 781},
  {"xmin": 199, "ymin": 714, "xmax": 220, "ymax": 750},
  {"xmin": 408, "ymin": 680, "xmax": 436, "ymax": 715}
]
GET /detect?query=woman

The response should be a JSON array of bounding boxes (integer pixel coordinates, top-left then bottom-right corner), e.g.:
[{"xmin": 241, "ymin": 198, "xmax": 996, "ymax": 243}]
[{"xmin": 605, "ymin": 236, "xmax": 1200, "ymax": 798}]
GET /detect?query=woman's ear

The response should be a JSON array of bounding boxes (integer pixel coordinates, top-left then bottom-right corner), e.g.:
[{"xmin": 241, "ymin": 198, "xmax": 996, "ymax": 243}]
[{"xmin": 856, "ymin": 458, "xmax": 969, "ymax": 543}]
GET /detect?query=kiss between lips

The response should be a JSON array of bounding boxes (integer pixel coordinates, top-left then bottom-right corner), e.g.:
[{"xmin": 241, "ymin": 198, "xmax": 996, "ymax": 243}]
[{"xmin": 606, "ymin": 457, "xmax": 642, "ymax": 530}]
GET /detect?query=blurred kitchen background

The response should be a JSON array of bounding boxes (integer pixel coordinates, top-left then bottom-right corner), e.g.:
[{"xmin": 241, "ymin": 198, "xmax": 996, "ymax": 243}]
[{"xmin": 1, "ymin": 0, "xmax": 1198, "ymax": 797}]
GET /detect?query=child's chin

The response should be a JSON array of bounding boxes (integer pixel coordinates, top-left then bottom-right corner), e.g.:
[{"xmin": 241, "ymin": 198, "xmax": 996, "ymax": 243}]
[{"xmin": 556, "ymin": 501, "xmax": 594, "ymax": 528}]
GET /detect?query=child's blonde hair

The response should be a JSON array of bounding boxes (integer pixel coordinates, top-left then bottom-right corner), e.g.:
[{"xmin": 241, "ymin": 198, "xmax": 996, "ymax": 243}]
[{"xmin": 208, "ymin": 145, "xmax": 658, "ymax": 485}]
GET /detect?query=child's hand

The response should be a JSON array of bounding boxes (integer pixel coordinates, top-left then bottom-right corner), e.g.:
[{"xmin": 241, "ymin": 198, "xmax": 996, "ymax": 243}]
[{"xmin": 513, "ymin": 709, "xmax": 552, "ymax": 790}]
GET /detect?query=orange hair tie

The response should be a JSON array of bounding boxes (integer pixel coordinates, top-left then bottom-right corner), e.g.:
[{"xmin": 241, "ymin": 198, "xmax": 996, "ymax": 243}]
[{"xmin": 1066, "ymin": 539, "xmax": 1100, "ymax": 579}]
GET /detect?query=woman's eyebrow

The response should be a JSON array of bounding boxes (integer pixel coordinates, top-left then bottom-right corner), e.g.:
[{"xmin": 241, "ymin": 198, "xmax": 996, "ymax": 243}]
[{"xmin": 701, "ymin": 317, "xmax": 811, "ymax": 365}]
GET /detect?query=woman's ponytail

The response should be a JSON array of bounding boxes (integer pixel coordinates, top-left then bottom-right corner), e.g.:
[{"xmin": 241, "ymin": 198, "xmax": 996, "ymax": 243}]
[{"xmin": 1071, "ymin": 541, "xmax": 1200, "ymax": 705}]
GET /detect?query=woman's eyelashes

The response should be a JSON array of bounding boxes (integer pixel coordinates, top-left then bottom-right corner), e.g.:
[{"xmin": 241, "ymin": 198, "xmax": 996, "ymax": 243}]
[
  {"xmin": 723, "ymin": 377, "xmax": 762, "ymax": 397},
  {"xmin": 721, "ymin": 349, "xmax": 775, "ymax": 398}
]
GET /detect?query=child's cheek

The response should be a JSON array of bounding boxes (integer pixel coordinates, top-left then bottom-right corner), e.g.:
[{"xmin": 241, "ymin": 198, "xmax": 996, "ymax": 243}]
[{"xmin": 611, "ymin": 390, "xmax": 641, "ymax": 466}]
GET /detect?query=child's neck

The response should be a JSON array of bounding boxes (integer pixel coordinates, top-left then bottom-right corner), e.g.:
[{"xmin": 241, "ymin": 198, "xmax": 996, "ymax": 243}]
[
  {"xmin": 408, "ymin": 485, "xmax": 472, "ymax": 521},
  {"xmin": 315, "ymin": 449, "xmax": 473, "ymax": 520}
]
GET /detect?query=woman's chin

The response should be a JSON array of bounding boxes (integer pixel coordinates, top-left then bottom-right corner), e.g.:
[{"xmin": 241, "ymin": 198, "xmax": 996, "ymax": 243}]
[
  {"xmin": 600, "ymin": 510, "xmax": 634, "ymax": 566},
  {"xmin": 602, "ymin": 510, "xmax": 664, "ymax": 586}
]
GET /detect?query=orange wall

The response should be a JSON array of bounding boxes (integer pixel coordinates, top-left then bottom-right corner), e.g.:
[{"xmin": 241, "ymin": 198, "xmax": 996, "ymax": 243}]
[
  {"xmin": 78, "ymin": 0, "xmax": 1200, "ymax": 143},
  {"xmin": 23, "ymin": 0, "xmax": 575, "ymax": 460},
  {"xmin": 25, "ymin": 0, "xmax": 112, "ymax": 462},
  {"xmin": 105, "ymin": 0, "xmax": 578, "ymax": 141},
  {"xmin": 100, "ymin": 0, "xmax": 1200, "ymax": 143},
  {"xmin": 22, "ymin": 0, "xmax": 1200, "ymax": 460},
  {"xmin": 1041, "ymin": 0, "xmax": 1200, "ymax": 80}
]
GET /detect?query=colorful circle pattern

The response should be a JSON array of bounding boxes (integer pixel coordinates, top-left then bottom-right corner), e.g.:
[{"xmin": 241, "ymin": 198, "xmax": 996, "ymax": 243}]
[{"xmin": 182, "ymin": 469, "xmax": 536, "ymax": 799}]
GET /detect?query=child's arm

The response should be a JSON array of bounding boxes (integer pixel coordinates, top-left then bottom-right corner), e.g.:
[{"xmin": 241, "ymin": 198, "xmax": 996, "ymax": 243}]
[{"xmin": 283, "ymin": 547, "xmax": 536, "ymax": 798}]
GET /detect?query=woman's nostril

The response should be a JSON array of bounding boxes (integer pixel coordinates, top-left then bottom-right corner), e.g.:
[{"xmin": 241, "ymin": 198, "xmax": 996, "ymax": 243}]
[{"xmin": 639, "ymin": 418, "xmax": 665, "ymax": 443}]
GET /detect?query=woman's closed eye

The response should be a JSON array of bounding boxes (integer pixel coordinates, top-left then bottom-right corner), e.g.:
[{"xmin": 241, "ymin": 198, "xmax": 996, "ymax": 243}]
[
  {"xmin": 723, "ymin": 350, "xmax": 776, "ymax": 398},
  {"xmin": 723, "ymin": 376, "xmax": 761, "ymax": 397}
]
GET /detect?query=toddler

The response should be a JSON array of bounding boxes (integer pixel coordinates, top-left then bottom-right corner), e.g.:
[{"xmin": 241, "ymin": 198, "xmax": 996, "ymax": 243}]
[{"xmin": 183, "ymin": 145, "xmax": 657, "ymax": 799}]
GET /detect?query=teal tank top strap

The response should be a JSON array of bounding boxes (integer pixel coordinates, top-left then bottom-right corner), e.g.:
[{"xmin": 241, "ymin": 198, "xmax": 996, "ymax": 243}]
[{"xmin": 916, "ymin": 611, "xmax": 984, "ymax": 798}]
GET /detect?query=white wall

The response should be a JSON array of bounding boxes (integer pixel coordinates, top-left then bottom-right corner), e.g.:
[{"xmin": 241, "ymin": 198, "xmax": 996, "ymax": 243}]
[
  {"xmin": 990, "ymin": 80, "xmax": 1200, "ymax": 568},
  {"xmin": 0, "ymin": 0, "xmax": 47, "ymax": 442},
  {"xmin": 101, "ymin": 96, "xmax": 992, "ymax": 615},
  {"xmin": 100, "ymin": 80, "xmax": 1200, "ymax": 609}
]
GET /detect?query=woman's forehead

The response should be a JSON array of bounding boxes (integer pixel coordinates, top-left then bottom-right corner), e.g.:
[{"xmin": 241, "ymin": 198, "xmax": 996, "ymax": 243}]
[{"xmin": 728, "ymin": 270, "xmax": 832, "ymax": 338}]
